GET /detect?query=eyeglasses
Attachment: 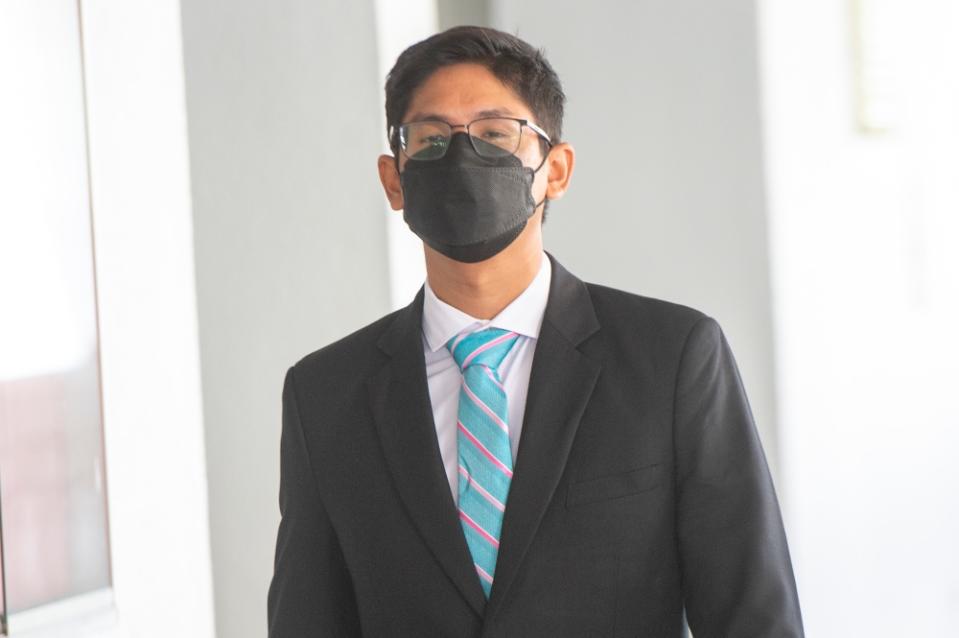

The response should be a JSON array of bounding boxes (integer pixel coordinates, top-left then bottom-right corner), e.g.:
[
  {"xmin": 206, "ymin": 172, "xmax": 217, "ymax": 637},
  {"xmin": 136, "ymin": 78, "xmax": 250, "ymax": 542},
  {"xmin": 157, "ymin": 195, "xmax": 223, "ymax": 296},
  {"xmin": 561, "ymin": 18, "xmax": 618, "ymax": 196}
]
[{"xmin": 393, "ymin": 116, "xmax": 552, "ymax": 161}]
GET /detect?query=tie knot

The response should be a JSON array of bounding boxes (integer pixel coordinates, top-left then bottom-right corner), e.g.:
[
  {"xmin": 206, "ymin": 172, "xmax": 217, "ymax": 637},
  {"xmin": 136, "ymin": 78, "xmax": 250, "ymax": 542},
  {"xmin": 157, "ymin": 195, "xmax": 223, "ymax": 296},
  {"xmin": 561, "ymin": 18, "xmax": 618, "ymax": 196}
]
[{"xmin": 445, "ymin": 327, "xmax": 520, "ymax": 372}]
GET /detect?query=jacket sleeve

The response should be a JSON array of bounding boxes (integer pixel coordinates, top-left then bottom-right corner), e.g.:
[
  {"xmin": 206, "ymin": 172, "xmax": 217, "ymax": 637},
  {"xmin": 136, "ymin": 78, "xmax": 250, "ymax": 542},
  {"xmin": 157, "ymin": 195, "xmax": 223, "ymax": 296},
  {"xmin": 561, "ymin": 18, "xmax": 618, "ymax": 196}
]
[
  {"xmin": 673, "ymin": 317, "xmax": 804, "ymax": 637},
  {"xmin": 267, "ymin": 366, "xmax": 362, "ymax": 637}
]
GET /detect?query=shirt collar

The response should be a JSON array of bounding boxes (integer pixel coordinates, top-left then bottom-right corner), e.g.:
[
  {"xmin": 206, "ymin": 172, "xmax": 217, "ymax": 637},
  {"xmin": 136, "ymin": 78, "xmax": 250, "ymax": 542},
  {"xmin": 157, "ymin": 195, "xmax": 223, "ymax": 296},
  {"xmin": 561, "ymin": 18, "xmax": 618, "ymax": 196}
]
[{"xmin": 422, "ymin": 251, "xmax": 552, "ymax": 353}]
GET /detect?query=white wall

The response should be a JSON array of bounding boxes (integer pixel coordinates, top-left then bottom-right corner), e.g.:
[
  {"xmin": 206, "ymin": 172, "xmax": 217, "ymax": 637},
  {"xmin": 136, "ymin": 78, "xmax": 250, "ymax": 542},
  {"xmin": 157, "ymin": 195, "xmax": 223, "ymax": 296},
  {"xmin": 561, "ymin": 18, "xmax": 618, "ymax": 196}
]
[
  {"xmin": 489, "ymin": 1, "xmax": 781, "ymax": 479},
  {"xmin": 374, "ymin": 0, "xmax": 437, "ymax": 309},
  {"xmin": 81, "ymin": 1, "xmax": 217, "ymax": 636},
  {"xmin": 760, "ymin": 1, "xmax": 959, "ymax": 634},
  {"xmin": 178, "ymin": 2, "xmax": 391, "ymax": 636}
]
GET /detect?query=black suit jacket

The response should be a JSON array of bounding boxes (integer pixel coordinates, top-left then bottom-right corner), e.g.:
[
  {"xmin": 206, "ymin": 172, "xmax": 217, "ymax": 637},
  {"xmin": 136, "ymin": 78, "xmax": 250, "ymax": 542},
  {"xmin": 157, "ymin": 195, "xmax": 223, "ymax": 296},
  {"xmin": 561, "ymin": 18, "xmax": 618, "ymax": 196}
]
[{"xmin": 267, "ymin": 252, "xmax": 804, "ymax": 637}]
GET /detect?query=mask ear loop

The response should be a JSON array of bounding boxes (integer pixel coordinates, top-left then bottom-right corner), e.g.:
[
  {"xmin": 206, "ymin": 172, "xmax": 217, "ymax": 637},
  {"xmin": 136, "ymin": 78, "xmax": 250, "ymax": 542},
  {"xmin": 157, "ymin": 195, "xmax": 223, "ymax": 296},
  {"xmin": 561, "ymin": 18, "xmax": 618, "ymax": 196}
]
[
  {"xmin": 530, "ymin": 144, "xmax": 552, "ymax": 210},
  {"xmin": 532, "ymin": 144, "xmax": 551, "ymax": 172}
]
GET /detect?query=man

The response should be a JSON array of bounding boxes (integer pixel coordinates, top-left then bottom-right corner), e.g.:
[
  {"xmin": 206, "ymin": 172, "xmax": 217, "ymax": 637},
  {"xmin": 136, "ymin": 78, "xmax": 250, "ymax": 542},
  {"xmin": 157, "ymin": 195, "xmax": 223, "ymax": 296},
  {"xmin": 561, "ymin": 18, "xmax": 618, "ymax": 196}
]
[{"xmin": 267, "ymin": 25, "xmax": 804, "ymax": 637}]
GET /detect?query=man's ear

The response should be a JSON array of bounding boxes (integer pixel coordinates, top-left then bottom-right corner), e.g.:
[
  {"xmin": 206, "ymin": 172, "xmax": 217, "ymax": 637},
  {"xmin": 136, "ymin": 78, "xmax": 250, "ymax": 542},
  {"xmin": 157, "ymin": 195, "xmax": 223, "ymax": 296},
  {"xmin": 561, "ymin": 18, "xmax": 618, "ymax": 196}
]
[
  {"xmin": 377, "ymin": 154, "xmax": 404, "ymax": 211},
  {"xmin": 545, "ymin": 142, "xmax": 575, "ymax": 201}
]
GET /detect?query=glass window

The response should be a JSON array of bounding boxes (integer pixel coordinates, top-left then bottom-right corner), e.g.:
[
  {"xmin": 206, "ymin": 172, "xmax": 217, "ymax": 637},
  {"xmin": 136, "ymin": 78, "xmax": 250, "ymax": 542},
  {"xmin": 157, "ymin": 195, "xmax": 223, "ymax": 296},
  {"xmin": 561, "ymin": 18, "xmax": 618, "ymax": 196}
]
[{"xmin": 0, "ymin": 0, "xmax": 112, "ymax": 628}]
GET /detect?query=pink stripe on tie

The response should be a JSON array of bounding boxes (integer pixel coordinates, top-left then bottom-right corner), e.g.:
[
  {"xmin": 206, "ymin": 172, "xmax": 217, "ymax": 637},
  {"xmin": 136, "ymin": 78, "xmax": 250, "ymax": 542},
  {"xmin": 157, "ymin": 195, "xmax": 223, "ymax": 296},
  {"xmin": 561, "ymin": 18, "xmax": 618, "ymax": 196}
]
[
  {"xmin": 449, "ymin": 329, "xmax": 470, "ymax": 357},
  {"xmin": 459, "ymin": 465, "xmax": 506, "ymax": 512},
  {"xmin": 457, "ymin": 421, "xmax": 514, "ymax": 478},
  {"xmin": 475, "ymin": 563, "xmax": 495, "ymax": 585},
  {"xmin": 459, "ymin": 510, "xmax": 500, "ymax": 548},
  {"xmin": 483, "ymin": 365, "xmax": 505, "ymax": 391},
  {"xmin": 461, "ymin": 331, "xmax": 518, "ymax": 368},
  {"xmin": 462, "ymin": 379, "xmax": 509, "ymax": 434}
]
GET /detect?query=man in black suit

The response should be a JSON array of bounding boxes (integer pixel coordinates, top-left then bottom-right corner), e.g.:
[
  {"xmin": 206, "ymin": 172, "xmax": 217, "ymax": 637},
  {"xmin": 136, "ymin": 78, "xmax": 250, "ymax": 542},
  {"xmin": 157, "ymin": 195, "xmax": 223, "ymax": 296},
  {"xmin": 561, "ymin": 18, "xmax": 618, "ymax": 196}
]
[{"xmin": 267, "ymin": 26, "xmax": 804, "ymax": 637}]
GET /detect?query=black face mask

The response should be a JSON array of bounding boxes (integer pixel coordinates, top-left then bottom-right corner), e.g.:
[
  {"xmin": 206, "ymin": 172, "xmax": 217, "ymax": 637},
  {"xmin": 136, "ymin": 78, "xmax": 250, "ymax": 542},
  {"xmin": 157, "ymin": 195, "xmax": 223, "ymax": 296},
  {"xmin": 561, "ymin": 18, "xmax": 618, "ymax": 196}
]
[{"xmin": 399, "ymin": 133, "xmax": 547, "ymax": 263}]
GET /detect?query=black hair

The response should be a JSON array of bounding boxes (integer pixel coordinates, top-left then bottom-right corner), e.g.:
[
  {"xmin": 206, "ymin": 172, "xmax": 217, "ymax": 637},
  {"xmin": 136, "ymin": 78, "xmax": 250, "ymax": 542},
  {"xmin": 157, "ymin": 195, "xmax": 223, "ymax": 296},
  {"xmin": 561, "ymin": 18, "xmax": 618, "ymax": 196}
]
[{"xmin": 384, "ymin": 26, "xmax": 566, "ymax": 220}]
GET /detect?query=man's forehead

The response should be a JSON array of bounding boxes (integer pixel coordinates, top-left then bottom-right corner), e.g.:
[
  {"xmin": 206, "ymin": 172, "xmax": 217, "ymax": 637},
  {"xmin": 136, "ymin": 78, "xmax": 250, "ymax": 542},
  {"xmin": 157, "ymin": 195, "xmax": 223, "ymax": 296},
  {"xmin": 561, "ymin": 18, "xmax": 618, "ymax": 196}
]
[{"xmin": 401, "ymin": 63, "xmax": 532, "ymax": 123}]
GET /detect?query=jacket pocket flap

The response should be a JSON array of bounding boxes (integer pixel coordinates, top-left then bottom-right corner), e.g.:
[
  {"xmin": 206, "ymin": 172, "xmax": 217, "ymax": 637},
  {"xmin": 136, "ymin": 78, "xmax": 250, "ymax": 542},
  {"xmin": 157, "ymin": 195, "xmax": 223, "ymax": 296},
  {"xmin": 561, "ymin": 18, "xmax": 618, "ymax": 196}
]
[{"xmin": 566, "ymin": 463, "xmax": 661, "ymax": 507}]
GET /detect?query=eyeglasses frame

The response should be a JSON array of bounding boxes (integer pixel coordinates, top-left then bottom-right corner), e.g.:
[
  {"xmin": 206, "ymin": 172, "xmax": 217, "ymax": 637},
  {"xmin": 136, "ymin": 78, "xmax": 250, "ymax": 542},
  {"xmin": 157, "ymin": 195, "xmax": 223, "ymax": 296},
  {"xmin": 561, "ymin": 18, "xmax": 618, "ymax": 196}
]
[{"xmin": 391, "ymin": 116, "xmax": 553, "ymax": 162}]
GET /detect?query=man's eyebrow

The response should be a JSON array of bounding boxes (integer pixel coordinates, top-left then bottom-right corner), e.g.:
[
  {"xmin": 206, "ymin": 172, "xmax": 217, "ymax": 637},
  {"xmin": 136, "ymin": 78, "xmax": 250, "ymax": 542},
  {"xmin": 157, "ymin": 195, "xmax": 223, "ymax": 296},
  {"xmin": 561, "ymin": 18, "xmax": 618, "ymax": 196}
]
[
  {"xmin": 475, "ymin": 108, "xmax": 518, "ymax": 118},
  {"xmin": 405, "ymin": 112, "xmax": 446, "ymax": 123},
  {"xmin": 404, "ymin": 108, "xmax": 520, "ymax": 123}
]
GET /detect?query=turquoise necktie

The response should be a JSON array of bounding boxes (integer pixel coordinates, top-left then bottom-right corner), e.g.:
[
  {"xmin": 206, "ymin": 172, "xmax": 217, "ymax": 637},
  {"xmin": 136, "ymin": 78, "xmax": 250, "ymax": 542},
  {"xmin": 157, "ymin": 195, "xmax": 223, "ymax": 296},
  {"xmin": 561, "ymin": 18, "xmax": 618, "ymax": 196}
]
[{"xmin": 445, "ymin": 326, "xmax": 521, "ymax": 598}]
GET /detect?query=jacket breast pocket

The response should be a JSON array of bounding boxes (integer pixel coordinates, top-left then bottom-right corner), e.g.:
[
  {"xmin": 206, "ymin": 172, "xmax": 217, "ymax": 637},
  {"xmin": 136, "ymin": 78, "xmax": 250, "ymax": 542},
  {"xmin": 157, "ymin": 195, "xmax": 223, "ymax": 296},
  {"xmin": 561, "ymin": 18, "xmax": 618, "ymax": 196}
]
[{"xmin": 566, "ymin": 463, "xmax": 661, "ymax": 508}]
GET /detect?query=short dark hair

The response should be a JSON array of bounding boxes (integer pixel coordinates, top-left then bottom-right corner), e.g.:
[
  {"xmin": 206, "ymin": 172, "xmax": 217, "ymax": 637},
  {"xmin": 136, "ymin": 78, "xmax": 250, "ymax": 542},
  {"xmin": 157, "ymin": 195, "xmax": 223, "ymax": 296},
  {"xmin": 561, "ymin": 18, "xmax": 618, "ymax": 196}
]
[{"xmin": 384, "ymin": 25, "xmax": 565, "ymax": 157}]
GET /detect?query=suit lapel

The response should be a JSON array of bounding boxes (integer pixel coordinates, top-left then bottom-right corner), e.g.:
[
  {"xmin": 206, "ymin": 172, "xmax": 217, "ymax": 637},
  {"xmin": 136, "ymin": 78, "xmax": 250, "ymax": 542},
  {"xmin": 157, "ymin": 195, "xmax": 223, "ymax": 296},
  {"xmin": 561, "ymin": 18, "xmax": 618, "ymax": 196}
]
[
  {"xmin": 484, "ymin": 252, "xmax": 602, "ymax": 619},
  {"xmin": 368, "ymin": 287, "xmax": 488, "ymax": 617},
  {"xmin": 367, "ymin": 253, "xmax": 602, "ymax": 621}
]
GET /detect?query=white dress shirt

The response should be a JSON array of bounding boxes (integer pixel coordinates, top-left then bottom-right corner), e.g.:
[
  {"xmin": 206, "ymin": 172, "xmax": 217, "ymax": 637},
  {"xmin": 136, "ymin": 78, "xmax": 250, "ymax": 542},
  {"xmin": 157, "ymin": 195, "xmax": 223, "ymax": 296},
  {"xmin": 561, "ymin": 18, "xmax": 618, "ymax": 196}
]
[{"xmin": 421, "ymin": 251, "xmax": 552, "ymax": 506}]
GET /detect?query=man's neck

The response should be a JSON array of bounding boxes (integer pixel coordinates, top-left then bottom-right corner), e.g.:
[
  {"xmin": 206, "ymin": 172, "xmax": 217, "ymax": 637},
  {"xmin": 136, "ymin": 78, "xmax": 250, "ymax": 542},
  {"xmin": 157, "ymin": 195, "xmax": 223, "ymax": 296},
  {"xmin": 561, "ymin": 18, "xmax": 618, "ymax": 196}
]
[{"xmin": 425, "ymin": 246, "xmax": 544, "ymax": 320}]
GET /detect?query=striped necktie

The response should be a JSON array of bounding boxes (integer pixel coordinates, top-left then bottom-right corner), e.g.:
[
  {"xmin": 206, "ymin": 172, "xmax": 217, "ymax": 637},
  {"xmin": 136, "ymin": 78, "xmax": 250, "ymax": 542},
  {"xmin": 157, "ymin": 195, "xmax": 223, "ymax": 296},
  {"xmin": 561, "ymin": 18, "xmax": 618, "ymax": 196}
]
[{"xmin": 445, "ymin": 326, "xmax": 521, "ymax": 598}]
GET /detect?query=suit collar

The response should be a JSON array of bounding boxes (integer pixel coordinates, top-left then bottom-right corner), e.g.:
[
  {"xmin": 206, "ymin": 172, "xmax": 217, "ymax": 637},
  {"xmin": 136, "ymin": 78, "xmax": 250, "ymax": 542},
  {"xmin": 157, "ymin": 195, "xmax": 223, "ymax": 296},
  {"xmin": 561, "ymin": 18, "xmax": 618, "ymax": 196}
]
[
  {"xmin": 539, "ymin": 250, "xmax": 600, "ymax": 347},
  {"xmin": 371, "ymin": 251, "xmax": 602, "ymax": 620}
]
